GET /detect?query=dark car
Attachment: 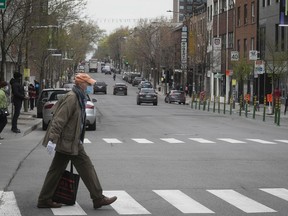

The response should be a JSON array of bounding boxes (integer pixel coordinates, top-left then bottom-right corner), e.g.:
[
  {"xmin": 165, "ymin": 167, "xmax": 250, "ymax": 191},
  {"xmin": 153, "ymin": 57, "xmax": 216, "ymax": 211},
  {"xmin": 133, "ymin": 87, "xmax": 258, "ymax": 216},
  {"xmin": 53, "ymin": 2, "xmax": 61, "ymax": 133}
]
[
  {"xmin": 113, "ymin": 83, "xmax": 127, "ymax": 95},
  {"xmin": 132, "ymin": 77, "xmax": 145, "ymax": 86},
  {"xmin": 164, "ymin": 90, "xmax": 186, "ymax": 104},
  {"xmin": 137, "ymin": 88, "xmax": 158, "ymax": 106},
  {"xmin": 138, "ymin": 81, "xmax": 153, "ymax": 90},
  {"xmin": 94, "ymin": 81, "xmax": 107, "ymax": 94}
]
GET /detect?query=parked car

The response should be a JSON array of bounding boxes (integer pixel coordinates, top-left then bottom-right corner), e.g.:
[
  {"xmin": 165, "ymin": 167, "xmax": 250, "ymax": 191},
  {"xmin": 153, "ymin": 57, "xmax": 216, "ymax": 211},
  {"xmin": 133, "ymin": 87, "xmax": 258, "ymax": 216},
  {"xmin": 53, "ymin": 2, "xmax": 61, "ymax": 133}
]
[
  {"xmin": 137, "ymin": 88, "xmax": 158, "ymax": 106},
  {"xmin": 113, "ymin": 83, "xmax": 127, "ymax": 95},
  {"xmin": 62, "ymin": 83, "xmax": 75, "ymax": 89},
  {"xmin": 138, "ymin": 81, "xmax": 153, "ymax": 90},
  {"xmin": 164, "ymin": 90, "xmax": 186, "ymax": 104},
  {"xmin": 42, "ymin": 91, "xmax": 97, "ymax": 131},
  {"xmin": 94, "ymin": 81, "xmax": 107, "ymax": 94},
  {"xmin": 36, "ymin": 88, "xmax": 70, "ymax": 118},
  {"xmin": 132, "ymin": 77, "xmax": 145, "ymax": 86}
]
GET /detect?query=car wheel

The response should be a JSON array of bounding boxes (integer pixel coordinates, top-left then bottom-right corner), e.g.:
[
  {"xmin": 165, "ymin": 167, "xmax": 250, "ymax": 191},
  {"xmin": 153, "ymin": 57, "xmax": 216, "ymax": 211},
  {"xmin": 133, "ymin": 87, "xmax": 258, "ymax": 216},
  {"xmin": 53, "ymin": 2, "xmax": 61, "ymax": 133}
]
[
  {"xmin": 113, "ymin": 92, "xmax": 116, "ymax": 95},
  {"xmin": 42, "ymin": 120, "xmax": 48, "ymax": 131},
  {"xmin": 89, "ymin": 120, "xmax": 96, "ymax": 131},
  {"xmin": 169, "ymin": 99, "xmax": 172, "ymax": 103},
  {"xmin": 137, "ymin": 101, "xmax": 140, "ymax": 105},
  {"xmin": 105, "ymin": 91, "xmax": 107, "ymax": 94},
  {"xmin": 153, "ymin": 102, "xmax": 157, "ymax": 106},
  {"xmin": 125, "ymin": 92, "xmax": 127, "ymax": 95}
]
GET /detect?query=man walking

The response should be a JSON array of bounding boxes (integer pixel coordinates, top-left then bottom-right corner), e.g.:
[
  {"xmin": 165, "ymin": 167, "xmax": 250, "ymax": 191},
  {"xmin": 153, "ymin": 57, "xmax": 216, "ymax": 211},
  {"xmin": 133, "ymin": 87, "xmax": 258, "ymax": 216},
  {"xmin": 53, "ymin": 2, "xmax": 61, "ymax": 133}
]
[{"xmin": 37, "ymin": 73, "xmax": 117, "ymax": 209}]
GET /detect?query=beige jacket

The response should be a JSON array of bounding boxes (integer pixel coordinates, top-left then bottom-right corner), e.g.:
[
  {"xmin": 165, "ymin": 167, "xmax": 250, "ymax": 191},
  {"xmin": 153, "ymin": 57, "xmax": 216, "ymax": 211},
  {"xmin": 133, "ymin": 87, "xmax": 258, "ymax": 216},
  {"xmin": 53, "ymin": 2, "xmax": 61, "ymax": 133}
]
[{"xmin": 42, "ymin": 91, "xmax": 84, "ymax": 155}]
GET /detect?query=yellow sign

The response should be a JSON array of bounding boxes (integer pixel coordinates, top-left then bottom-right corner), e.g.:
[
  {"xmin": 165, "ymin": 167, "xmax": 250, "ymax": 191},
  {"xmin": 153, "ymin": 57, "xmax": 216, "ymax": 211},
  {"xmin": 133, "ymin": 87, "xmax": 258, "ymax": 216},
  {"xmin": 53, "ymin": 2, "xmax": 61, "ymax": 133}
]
[
  {"xmin": 232, "ymin": 79, "xmax": 236, "ymax": 86},
  {"xmin": 24, "ymin": 68, "xmax": 30, "ymax": 78}
]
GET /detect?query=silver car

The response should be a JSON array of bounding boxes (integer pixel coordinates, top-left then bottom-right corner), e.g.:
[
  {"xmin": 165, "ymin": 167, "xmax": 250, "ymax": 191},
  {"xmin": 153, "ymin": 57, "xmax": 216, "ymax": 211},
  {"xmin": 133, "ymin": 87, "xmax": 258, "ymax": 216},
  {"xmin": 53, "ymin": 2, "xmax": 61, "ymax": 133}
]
[{"xmin": 42, "ymin": 91, "xmax": 97, "ymax": 131}]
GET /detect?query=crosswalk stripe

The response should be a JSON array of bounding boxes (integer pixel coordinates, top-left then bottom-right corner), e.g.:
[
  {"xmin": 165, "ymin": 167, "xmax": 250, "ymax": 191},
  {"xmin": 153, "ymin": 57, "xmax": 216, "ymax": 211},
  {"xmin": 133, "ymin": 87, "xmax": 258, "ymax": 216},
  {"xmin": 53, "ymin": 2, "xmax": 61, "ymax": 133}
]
[
  {"xmin": 104, "ymin": 190, "xmax": 151, "ymax": 215},
  {"xmin": 132, "ymin": 138, "xmax": 154, "ymax": 144},
  {"xmin": 160, "ymin": 138, "xmax": 184, "ymax": 143},
  {"xmin": 246, "ymin": 139, "xmax": 277, "ymax": 144},
  {"xmin": 217, "ymin": 138, "xmax": 246, "ymax": 143},
  {"xmin": 275, "ymin": 140, "xmax": 288, "ymax": 144},
  {"xmin": 153, "ymin": 190, "xmax": 214, "ymax": 213},
  {"xmin": 103, "ymin": 138, "xmax": 122, "ymax": 144},
  {"xmin": 260, "ymin": 188, "xmax": 288, "ymax": 201},
  {"xmin": 189, "ymin": 138, "xmax": 215, "ymax": 143},
  {"xmin": 208, "ymin": 189, "xmax": 276, "ymax": 213},
  {"xmin": 51, "ymin": 202, "xmax": 86, "ymax": 215},
  {"xmin": 0, "ymin": 191, "xmax": 21, "ymax": 216},
  {"xmin": 83, "ymin": 138, "xmax": 91, "ymax": 143}
]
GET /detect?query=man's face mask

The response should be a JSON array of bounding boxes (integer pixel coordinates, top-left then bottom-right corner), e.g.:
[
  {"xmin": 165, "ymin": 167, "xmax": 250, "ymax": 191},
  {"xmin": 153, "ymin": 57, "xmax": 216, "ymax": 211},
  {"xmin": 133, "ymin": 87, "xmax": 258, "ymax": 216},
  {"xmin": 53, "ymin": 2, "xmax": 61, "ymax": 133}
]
[{"xmin": 85, "ymin": 85, "xmax": 93, "ymax": 94}]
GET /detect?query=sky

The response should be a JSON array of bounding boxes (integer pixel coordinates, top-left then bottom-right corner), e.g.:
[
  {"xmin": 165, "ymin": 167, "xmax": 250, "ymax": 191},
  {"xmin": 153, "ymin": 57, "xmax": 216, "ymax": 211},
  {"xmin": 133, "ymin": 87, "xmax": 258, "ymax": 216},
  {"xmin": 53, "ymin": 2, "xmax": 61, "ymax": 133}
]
[{"xmin": 84, "ymin": 0, "xmax": 173, "ymax": 34}]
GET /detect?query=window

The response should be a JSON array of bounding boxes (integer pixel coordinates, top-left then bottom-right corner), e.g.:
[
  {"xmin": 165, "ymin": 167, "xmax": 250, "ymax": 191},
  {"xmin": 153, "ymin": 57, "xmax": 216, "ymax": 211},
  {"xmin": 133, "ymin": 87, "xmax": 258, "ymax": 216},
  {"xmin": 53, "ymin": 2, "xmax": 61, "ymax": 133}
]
[
  {"xmin": 267, "ymin": 0, "xmax": 271, "ymax": 6},
  {"xmin": 275, "ymin": 24, "xmax": 279, "ymax": 51},
  {"xmin": 228, "ymin": 32, "xmax": 234, "ymax": 48},
  {"xmin": 251, "ymin": 37, "xmax": 255, "ymax": 50},
  {"xmin": 237, "ymin": 39, "xmax": 241, "ymax": 52},
  {"xmin": 244, "ymin": 4, "xmax": 248, "ymax": 25},
  {"xmin": 281, "ymin": 27, "xmax": 285, "ymax": 51},
  {"xmin": 251, "ymin": 2, "xmax": 255, "ymax": 23},
  {"xmin": 262, "ymin": 0, "xmax": 265, "ymax": 7},
  {"xmin": 214, "ymin": 1, "xmax": 218, "ymax": 15},
  {"xmin": 237, "ymin": 7, "xmax": 241, "ymax": 26},
  {"xmin": 244, "ymin": 39, "xmax": 247, "ymax": 58}
]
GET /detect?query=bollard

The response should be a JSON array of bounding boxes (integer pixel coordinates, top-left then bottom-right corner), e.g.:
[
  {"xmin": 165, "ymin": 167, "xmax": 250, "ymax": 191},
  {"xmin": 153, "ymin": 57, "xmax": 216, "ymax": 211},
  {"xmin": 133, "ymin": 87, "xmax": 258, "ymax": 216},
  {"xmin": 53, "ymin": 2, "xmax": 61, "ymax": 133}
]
[
  {"xmin": 245, "ymin": 98, "xmax": 248, "ymax": 118},
  {"xmin": 277, "ymin": 98, "xmax": 281, "ymax": 126},
  {"xmin": 218, "ymin": 96, "xmax": 220, "ymax": 114},
  {"xmin": 203, "ymin": 97, "xmax": 206, "ymax": 111},
  {"xmin": 198, "ymin": 97, "xmax": 201, "ymax": 110},
  {"xmin": 263, "ymin": 97, "xmax": 266, "ymax": 122},
  {"xmin": 208, "ymin": 97, "xmax": 210, "ymax": 112},
  {"xmin": 230, "ymin": 97, "xmax": 233, "ymax": 115},
  {"xmin": 223, "ymin": 96, "xmax": 226, "ymax": 114},
  {"xmin": 239, "ymin": 95, "xmax": 242, "ymax": 116},
  {"xmin": 195, "ymin": 97, "xmax": 198, "ymax": 109},
  {"xmin": 191, "ymin": 94, "xmax": 194, "ymax": 109},
  {"xmin": 253, "ymin": 96, "xmax": 256, "ymax": 119},
  {"xmin": 213, "ymin": 96, "xmax": 216, "ymax": 113},
  {"xmin": 274, "ymin": 98, "xmax": 278, "ymax": 124}
]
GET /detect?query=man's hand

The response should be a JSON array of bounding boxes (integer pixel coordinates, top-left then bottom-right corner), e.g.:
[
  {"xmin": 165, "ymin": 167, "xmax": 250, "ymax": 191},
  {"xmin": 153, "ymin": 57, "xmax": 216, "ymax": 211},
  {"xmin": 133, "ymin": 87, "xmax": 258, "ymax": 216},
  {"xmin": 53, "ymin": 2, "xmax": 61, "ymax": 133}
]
[{"xmin": 47, "ymin": 141, "xmax": 56, "ymax": 156}]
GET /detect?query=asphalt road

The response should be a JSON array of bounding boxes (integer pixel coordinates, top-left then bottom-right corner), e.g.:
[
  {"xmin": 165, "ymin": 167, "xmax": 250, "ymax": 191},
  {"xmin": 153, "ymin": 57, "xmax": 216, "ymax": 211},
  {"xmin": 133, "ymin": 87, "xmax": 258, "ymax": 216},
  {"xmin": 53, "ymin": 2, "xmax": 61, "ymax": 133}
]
[{"xmin": 1, "ymin": 72, "xmax": 288, "ymax": 216}]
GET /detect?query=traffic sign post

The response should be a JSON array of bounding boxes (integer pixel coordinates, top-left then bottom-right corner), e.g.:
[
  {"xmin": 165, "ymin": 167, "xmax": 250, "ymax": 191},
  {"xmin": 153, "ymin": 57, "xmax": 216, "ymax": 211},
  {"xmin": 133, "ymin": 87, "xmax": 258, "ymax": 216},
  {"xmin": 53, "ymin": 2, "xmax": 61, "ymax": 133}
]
[{"xmin": 0, "ymin": 0, "xmax": 6, "ymax": 9}]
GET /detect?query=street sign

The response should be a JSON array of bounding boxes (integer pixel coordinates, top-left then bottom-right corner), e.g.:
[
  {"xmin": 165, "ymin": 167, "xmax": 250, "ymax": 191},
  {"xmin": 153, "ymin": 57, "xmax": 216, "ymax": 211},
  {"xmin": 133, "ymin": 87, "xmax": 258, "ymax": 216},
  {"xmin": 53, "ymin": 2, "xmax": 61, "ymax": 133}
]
[
  {"xmin": 0, "ymin": 0, "xmax": 6, "ymax": 9},
  {"xmin": 254, "ymin": 60, "xmax": 265, "ymax": 74},
  {"xmin": 213, "ymin": 38, "xmax": 221, "ymax": 50},
  {"xmin": 231, "ymin": 51, "xmax": 239, "ymax": 61},
  {"xmin": 214, "ymin": 73, "xmax": 223, "ymax": 79},
  {"xmin": 249, "ymin": 50, "xmax": 258, "ymax": 60}
]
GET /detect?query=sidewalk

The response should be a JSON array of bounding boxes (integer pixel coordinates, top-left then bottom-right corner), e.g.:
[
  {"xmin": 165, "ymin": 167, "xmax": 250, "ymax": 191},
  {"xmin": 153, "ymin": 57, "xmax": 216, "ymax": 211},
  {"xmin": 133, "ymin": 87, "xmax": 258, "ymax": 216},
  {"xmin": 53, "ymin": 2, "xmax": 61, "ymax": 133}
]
[{"xmin": 1, "ymin": 103, "xmax": 42, "ymax": 141}]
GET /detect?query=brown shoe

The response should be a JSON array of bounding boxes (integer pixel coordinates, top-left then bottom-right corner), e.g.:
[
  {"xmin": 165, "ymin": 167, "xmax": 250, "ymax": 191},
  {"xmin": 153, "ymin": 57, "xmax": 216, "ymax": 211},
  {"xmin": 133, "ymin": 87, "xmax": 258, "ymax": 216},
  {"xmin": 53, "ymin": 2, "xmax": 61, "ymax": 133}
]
[
  {"xmin": 37, "ymin": 199, "xmax": 62, "ymax": 208},
  {"xmin": 93, "ymin": 196, "xmax": 117, "ymax": 209}
]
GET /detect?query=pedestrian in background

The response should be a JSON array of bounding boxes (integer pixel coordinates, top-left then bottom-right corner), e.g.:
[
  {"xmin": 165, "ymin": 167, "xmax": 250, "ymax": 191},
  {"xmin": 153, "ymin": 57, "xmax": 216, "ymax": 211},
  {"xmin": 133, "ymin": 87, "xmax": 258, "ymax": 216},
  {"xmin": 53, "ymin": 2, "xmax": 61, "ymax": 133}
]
[
  {"xmin": 37, "ymin": 73, "xmax": 117, "ymax": 209},
  {"xmin": 0, "ymin": 81, "xmax": 9, "ymax": 140},
  {"xmin": 28, "ymin": 84, "xmax": 36, "ymax": 110},
  {"xmin": 9, "ymin": 72, "xmax": 26, "ymax": 133}
]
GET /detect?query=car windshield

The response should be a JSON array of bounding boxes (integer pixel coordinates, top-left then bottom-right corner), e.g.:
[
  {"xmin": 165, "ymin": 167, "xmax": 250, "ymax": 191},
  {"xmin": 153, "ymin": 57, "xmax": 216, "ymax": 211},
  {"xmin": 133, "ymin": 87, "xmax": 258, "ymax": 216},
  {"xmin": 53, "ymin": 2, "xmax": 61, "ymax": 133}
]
[
  {"xmin": 141, "ymin": 89, "xmax": 154, "ymax": 93},
  {"xmin": 48, "ymin": 91, "xmax": 69, "ymax": 101}
]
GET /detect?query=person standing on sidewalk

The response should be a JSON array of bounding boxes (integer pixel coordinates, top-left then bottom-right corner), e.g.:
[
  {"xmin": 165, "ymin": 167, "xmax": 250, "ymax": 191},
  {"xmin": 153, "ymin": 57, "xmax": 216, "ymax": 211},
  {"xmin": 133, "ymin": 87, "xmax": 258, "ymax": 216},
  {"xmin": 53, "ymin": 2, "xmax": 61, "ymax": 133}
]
[
  {"xmin": 0, "ymin": 81, "xmax": 9, "ymax": 140},
  {"xmin": 10, "ymin": 72, "xmax": 26, "ymax": 133},
  {"xmin": 37, "ymin": 73, "xmax": 117, "ymax": 209},
  {"xmin": 28, "ymin": 83, "xmax": 36, "ymax": 110}
]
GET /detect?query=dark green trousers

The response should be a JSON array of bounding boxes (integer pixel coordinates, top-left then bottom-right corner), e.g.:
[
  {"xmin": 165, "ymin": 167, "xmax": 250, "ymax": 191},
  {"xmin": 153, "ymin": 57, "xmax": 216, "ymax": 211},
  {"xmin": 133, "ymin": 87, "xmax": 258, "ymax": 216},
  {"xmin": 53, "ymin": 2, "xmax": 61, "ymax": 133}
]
[{"xmin": 38, "ymin": 149, "xmax": 103, "ymax": 203}]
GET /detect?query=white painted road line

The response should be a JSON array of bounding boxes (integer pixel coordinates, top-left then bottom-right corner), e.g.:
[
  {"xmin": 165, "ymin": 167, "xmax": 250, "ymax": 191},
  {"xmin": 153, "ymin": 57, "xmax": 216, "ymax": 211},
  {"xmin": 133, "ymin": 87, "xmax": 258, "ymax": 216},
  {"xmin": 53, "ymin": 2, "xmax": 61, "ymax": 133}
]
[
  {"xmin": 153, "ymin": 190, "xmax": 214, "ymax": 214},
  {"xmin": 104, "ymin": 190, "xmax": 150, "ymax": 215},
  {"xmin": 83, "ymin": 138, "xmax": 91, "ymax": 143},
  {"xmin": 160, "ymin": 138, "xmax": 184, "ymax": 143},
  {"xmin": 189, "ymin": 138, "xmax": 215, "ymax": 143},
  {"xmin": 208, "ymin": 189, "xmax": 276, "ymax": 213},
  {"xmin": 246, "ymin": 139, "xmax": 277, "ymax": 144},
  {"xmin": 218, "ymin": 138, "xmax": 246, "ymax": 143},
  {"xmin": 0, "ymin": 191, "xmax": 21, "ymax": 216},
  {"xmin": 260, "ymin": 188, "xmax": 288, "ymax": 201},
  {"xmin": 51, "ymin": 202, "xmax": 86, "ymax": 215},
  {"xmin": 275, "ymin": 140, "xmax": 288, "ymax": 144},
  {"xmin": 103, "ymin": 138, "xmax": 122, "ymax": 144},
  {"xmin": 132, "ymin": 138, "xmax": 154, "ymax": 144}
]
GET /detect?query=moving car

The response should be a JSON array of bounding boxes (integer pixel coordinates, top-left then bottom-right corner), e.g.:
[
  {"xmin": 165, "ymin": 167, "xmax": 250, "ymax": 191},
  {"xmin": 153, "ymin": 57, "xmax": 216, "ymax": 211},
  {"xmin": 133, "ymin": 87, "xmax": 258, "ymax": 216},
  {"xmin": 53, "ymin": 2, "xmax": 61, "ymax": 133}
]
[
  {"xmin": 137, "ymin": 88, "xmax": 158, "ymax": 105},
  {"xmin": 102, "ymin": 65, "xmax": 111, "ymax": 74},
  {"xmin": 132, "ymin": 77, "xmax": 145, "ymax": 86},
  {"xmin": 113, "ymin": 83, "xmax": 127, "ymax": 95},
  {"xmin": 138, "ymin": 81, "xmax": 153, "ymax": 90},
  {"xmin": 37, "ymin": 88, "xmax": 70, "ymax": 118},
  {"xmin": 164, "ymin": 90, "xmax": 186, "ymax": 104},
  {"xmin": 94, "ymin": 81, "xmax": 107, "ymax": 94},
  {"xmin": 42, "ymin": 91, "xmax": 97, "ymax": 131}
]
